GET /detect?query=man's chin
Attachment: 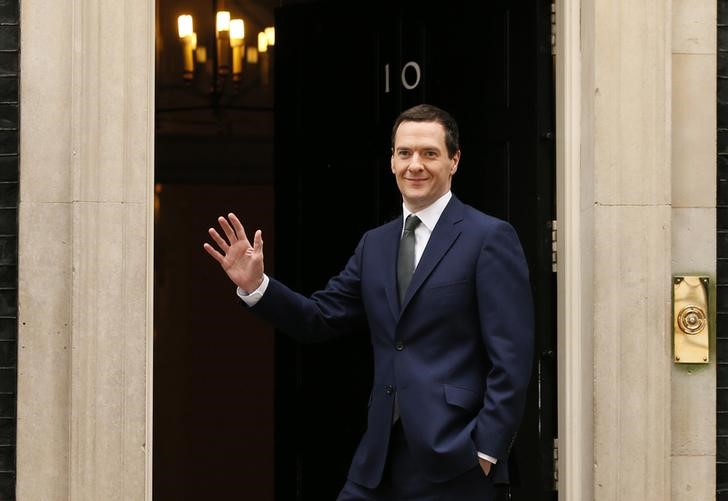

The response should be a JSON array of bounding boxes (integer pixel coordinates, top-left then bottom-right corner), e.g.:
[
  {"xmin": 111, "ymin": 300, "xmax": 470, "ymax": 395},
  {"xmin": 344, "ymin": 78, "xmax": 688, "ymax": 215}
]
[{"xmin": 402, "ymin": 195, "xmax": 430, "ymax": 212}]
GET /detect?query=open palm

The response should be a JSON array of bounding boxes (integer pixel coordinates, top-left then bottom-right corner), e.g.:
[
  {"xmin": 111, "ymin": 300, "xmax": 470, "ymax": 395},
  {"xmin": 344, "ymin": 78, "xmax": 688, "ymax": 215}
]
[{"xmin": 203, "ymin": 212, "xmax": 264, "ymax": 292}]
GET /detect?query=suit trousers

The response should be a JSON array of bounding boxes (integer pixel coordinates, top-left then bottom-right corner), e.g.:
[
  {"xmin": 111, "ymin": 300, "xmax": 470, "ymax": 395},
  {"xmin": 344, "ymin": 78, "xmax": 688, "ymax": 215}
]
[{"xmin": 337, "ymin": 422, "xmax": 495, "ymax": 501}]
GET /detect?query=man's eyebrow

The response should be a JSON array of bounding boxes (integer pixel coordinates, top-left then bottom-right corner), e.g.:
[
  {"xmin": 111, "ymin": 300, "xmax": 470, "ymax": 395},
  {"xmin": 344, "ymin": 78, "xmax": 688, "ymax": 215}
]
[{"xmin": 395, "ymin": 145, "xmax": 441, "ymax": 152}]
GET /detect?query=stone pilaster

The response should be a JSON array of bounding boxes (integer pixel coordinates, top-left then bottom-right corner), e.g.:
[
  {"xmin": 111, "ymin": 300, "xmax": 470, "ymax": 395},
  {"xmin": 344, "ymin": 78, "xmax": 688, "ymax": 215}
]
[
  {"xmin": 17, "ymin": 0, "xmax": 154, "ymax": 499},
  {"xmin": 585, "ymin": 0, "xmax": 673, "ymax": 499}
]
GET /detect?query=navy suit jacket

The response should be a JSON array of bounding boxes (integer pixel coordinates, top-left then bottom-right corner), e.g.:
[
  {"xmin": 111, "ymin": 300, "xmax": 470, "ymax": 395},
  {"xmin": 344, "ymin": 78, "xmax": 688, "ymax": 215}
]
[{"xmin": 249, "ymin": 195, "xmax": 534, "ymax": 488}]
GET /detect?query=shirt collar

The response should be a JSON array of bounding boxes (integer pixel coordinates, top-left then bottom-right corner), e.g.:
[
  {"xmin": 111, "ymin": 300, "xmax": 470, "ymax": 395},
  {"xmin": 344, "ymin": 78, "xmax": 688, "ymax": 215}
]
[{"xmin": 402, "ymin": 191, "xmax": 452, "ymax": 233}]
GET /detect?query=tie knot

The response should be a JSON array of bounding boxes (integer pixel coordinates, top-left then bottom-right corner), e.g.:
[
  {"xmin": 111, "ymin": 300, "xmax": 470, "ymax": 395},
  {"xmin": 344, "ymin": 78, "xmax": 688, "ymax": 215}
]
[{"xmin": 404, "ymin": 215, "xmax": 421, "ymax": 233}]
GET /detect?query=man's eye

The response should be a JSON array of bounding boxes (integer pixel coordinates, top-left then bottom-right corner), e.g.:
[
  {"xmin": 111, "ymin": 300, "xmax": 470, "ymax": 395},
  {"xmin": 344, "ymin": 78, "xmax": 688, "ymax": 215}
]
[
  {"xmin": 398, "ymin": 151, "xmax": 411, "ymax": 158},
  {"xmin": 424, "ymin": 151, "xmax": 437, "ymax": 158}
]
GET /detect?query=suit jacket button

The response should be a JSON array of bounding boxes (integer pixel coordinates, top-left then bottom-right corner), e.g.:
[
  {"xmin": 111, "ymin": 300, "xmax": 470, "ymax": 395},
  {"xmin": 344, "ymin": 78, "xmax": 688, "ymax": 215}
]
[
  {"xmin": 385, "ymin": 385, "xmax": 394, "ymax": 395},
  {"xmin": 395, "ymin": 341, "xmax": 404, "ymax": 351}
]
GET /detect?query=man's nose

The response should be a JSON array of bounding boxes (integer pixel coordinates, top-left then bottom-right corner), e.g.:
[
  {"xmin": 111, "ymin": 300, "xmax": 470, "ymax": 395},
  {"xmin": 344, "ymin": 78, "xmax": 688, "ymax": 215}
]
[{"xmin": 408, "ymin": 153, "xmax": 424, "ymax": 169}]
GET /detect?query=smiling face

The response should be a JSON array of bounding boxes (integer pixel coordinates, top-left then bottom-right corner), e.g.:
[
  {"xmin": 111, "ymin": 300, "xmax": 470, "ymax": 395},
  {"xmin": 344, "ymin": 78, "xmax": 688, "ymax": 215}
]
[{"xmin": 391, "ymin": 120, "xmax": 461, "ymax": 213}]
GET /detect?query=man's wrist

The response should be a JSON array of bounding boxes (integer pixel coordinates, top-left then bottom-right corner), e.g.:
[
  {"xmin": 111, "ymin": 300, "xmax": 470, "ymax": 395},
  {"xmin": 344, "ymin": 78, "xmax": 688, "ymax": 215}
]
[
  {"xmin": 243, "ymin": 276, "xmax": 264, "ymax": 294},
  {"xmin": 237, "ymin": 274, "xmax": 269, "ymax": 306}
]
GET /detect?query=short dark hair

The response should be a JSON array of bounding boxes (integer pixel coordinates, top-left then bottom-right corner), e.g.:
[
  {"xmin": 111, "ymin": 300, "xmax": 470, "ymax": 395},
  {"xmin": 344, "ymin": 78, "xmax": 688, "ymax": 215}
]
[{"xmin": 391, "ymin": 104, "xmax": 460, "ymax": 159}]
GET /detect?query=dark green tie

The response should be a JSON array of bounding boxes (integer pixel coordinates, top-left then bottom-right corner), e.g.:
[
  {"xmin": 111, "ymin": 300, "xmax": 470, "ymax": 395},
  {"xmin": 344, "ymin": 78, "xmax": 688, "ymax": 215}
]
[{"xmin": 397, "ymin": 215, "xmax": 421, "ymax": 304}]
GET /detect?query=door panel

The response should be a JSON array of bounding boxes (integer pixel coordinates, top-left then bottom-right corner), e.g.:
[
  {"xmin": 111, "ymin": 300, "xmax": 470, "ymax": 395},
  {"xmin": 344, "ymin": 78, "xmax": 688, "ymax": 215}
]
[{"xmin": 274, "ymin": 2, "xmax": 556, "ymax": 499}]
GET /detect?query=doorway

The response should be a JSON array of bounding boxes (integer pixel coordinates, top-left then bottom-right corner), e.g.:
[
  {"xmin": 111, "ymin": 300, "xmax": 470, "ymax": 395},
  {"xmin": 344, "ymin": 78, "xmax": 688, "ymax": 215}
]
[
  {"xmin": 152, "ymin": 1, "xmax": 556, "ymax": 500},
  {"xmin": 153, "ymin": 0, "xmax": 277, "ymax": 499}
]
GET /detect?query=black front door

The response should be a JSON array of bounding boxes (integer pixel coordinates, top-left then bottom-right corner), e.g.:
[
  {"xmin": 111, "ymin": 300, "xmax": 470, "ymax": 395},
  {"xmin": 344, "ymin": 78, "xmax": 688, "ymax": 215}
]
[{"xmin": 274, "ymin": 2, "xmax": 556, "ymax": 499}]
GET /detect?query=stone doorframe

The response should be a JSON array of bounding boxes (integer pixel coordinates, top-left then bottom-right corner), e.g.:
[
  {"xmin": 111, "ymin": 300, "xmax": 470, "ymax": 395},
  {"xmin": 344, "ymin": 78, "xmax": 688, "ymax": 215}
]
[
  {"xmin": 17, "ymin": 0, "xmax": 155, "ymax": 499},
  {"xmin": 14, "ymin": 0, "xmax": 716, "ymax": 499},
  {"xmin": 555, "ymin": 0, "xmax": 590, "ymax": 499},
  {"xmin": 557, "ymin": 1, "xmax": 716, "ymax": 501}
]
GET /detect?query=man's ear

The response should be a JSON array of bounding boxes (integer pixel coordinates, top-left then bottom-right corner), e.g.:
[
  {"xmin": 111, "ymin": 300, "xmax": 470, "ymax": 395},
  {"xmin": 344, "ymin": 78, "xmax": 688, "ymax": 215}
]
[
  {"xmin": 450, "ymin": 150, "xmax": 461, "ymax": 174},
  {"xmin": 391, "ymin": 155, "xmax": 396, "ymax": 174}
]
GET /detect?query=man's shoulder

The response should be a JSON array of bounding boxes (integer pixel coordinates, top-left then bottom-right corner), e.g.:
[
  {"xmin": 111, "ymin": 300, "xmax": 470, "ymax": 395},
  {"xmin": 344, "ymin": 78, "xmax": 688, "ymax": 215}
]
[
  {"xmin": 364, "ymin": 216, "xmax": 401, "ymax": 239},
  {"xmin": 456, "ymin": 199, "xmax": 512, "ymax": 232},
  {"xmin": 456, "ymin": 202, "xmax": 525, "ymax": 252},
  {"xmin": 352, "ymin": 218, "xmax": 399, "ymax": 256}
]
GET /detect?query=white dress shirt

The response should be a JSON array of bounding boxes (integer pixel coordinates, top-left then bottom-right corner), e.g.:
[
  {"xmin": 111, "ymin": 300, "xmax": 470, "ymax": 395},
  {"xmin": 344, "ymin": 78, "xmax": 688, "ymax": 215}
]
[
  {"xmin": 237, "ymin": 190, "xmax": 496, "ymax": 465},
  {"xmin": 400, "ymin": 191, "xmax": 451, "ymax": 268}
]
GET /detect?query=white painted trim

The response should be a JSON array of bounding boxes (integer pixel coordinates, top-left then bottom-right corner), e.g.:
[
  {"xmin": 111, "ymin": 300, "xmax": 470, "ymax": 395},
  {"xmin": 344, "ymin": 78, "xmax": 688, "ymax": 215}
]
[
  {"xmin": 556, "ymin": 0, "xmax": 590, "ymax": 500},
  {"xmin": 145, "ymin": 0, "xmax": 155, "ymax": 497}
]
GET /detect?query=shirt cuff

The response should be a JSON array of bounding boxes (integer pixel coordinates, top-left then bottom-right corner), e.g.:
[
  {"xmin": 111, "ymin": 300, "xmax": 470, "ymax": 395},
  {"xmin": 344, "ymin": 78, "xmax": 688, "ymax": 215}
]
[
  {"xmin": 236, "ymin": 274, "xmax": 269, "ymax": 306},
  {"xmin": 477, "ymin": 451, "xmax": 497, "ymax": 464}
]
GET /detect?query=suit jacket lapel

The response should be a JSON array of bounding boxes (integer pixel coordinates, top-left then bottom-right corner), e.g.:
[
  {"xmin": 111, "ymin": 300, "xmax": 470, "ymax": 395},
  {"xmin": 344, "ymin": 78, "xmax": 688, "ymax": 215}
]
[{"xmin": 400, "ymin": 197, "xmax": 464, "ymax": 312}]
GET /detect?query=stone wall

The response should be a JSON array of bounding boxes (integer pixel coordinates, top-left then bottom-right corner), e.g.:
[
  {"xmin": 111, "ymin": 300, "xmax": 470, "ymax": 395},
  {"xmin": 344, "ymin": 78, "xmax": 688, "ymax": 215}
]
[{"xmin": 671, "ymin": 0, "xmax": 717, "ymax": 499}]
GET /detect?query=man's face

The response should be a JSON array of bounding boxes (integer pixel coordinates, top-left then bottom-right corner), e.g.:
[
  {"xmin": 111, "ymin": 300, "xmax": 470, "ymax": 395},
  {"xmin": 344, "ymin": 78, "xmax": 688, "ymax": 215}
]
[{"xmin": 391, "ymin": 121, "xmax": 460, "ymax": 212}]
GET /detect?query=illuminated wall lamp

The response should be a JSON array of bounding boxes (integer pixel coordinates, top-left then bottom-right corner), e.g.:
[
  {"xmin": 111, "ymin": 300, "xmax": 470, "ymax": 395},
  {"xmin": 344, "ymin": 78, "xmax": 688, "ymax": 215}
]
[
  {"xmin": 177, "ymin": 14, "xmax": 196, "ymax": 82},
  {"xmin": 257, "ymin": 30, "xmax": 272, "ymax": 86},
  {"xmin": 230, "ymin": 19, "xmax": 245, "ymax": 82},
  {"xmin": 177, "ymin": 13, "xmax": 275, "ymax": 87},
  {"xmin": 216, "ymin": 11, "xmax": 231, "ymax": 76}
]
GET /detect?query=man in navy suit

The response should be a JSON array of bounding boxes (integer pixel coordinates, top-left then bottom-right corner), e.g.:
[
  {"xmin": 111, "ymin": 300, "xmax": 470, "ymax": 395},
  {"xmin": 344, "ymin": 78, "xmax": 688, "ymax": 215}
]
[{"xmin": 204, "ymin": 104, "xmax": 534, "ymax": 500}]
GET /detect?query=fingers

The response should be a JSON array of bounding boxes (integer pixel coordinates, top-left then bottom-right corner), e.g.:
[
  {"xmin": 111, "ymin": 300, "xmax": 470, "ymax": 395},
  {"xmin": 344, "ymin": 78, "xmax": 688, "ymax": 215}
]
[
  {"xmin": 229, "ymin": 213, "xmax": 249, "ymax": 244},
  {"xmin": 206, "ymin": 213, "xmax": 261, "ymax": 264},
  {"xmin": 253, "ymin": 229, "xmax": 264, "ymax": 254},
  {"xmin": 218, "ymin": 216, "xmax": 239, "ymax": 245},
  {"xmin": 208, "ymin": 228, "xmax": 229, "ymax": 252},
  {"xmin": 203, "ymin": 243, "xmax": 225, "ymax": 264}
]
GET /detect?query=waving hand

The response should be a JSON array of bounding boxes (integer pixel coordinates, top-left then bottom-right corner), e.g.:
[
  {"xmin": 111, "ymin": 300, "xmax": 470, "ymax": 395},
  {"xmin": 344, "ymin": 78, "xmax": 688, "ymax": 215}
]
[{"xmin": 203, "ymin": 213, "xmax": 265, "ymax": 293}]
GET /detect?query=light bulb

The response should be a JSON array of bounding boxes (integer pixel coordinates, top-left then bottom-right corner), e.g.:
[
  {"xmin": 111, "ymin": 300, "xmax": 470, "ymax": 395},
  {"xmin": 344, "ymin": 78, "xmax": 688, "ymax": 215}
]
[
  {"xmin": 177, "ymin": 15, "xmax": 193, "ymax": 39},
  {"xmin": 230, "ymin": 19, "xmax": 245, "ymax": 46},
  {"xmin": 216, "ymin": 11, "xmax": 231, "ymax": 34},
  {"xmin": 265, "ymin": 26, "xmax": 275, "ymax": 46}
]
